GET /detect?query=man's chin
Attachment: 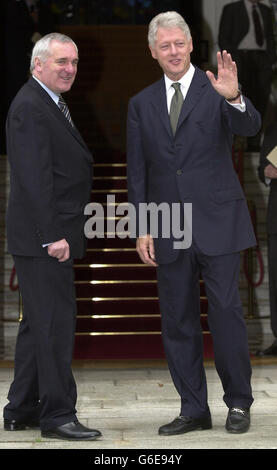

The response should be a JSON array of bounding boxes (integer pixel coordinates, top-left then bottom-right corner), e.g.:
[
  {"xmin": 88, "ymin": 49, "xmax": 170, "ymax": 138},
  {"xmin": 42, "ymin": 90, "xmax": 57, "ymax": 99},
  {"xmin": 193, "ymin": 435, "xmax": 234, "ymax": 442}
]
[
  {"xmin": 58, "ymin": 81, "xmax": 74, "ymax": 93},
  {"xmin": 167, "ymin": 71, "xmax": 184, "ymax": 81}
]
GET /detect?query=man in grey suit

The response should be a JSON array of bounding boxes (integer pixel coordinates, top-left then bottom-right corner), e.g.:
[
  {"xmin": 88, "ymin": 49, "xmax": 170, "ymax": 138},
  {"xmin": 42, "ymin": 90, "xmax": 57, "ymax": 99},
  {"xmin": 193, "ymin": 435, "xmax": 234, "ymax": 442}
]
[{"xmin": 3, "ymin": 33, "xmax": 101, "ymax": 441}]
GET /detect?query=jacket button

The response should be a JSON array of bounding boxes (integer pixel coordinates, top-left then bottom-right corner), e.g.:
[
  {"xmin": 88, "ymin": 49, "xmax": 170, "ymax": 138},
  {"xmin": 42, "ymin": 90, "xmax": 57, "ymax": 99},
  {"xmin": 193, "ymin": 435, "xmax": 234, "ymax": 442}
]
[{"xmin": 176, "ymin": 169, "xmax": 183, "ymax": 175}]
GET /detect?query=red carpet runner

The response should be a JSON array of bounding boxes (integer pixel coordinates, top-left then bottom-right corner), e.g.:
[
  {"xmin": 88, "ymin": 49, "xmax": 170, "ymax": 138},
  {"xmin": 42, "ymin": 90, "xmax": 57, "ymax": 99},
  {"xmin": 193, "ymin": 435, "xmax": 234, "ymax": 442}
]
[{"xmin": 73, "ymin": 158, "xmax": 213, "ymax": 360}]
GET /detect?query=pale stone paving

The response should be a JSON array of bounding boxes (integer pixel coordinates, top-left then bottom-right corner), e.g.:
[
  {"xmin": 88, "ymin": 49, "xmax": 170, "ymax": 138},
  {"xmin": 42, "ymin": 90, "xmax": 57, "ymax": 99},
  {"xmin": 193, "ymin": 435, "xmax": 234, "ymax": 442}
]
[{"xmin": 0, "ymin": 362, "xmax": 276, "ymax": 449}]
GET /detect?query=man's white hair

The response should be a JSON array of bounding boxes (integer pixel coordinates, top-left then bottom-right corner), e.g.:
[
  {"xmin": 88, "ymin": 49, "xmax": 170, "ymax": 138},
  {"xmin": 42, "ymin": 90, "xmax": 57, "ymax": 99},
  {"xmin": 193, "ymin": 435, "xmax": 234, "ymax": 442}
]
[
  {"xmin": 148, "ymin": 11, "xmax": 191, "ymax": 48},
  {"xmin": 30, "ymin": 32, "xmax": 78, "ymax": 72}
]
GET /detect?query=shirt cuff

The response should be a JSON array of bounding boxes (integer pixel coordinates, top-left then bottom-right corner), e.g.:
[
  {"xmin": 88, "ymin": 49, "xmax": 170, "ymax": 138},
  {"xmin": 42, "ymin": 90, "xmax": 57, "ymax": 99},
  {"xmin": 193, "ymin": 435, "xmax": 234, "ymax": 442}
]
[{"xmin": 226, "ymin": 95, "xmax": 246, "ymax": 112}]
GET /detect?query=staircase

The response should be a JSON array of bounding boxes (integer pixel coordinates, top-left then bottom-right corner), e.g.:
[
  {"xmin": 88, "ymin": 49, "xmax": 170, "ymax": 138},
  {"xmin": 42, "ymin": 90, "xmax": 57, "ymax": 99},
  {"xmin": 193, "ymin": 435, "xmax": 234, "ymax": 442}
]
[
  {"xmin": 73, "ymin": 159, "xmax": 214, "ymax": 360},
  {"xmin": 71, "ymin": 149, "xmax": 271, "ymax": 359}
]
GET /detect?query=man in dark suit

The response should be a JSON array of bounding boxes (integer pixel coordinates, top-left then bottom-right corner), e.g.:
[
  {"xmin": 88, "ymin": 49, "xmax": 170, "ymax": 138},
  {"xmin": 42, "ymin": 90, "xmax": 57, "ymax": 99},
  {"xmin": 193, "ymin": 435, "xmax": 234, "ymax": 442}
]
[
  {"xmin": 3, "ymin": 33, "xmax": 101, "ymax": 441},
  {"xmin": 127, "ymin": 11, "xmax": 261, "ymax": 435},
  {"xmin": 218, "ymin": 0, "xmax": 276, "ymax": 148},
  {"xmin": 257, "ymin": 123, "xmax": 277, "ymax": 356}
]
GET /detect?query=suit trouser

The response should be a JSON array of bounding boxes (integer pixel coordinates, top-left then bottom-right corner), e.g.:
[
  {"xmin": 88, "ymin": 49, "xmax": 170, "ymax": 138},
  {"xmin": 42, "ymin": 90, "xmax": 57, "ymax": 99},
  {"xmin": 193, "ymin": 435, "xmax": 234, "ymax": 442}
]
[
  {"xmin": 3, "ymin": 255, "xmax": 78, "ymax": 431},
  {"xmin": 156, "ymin": 244, "xmax": 253, "ymax": 418},
  {"xmin": 267, "ymin": 234, "xmax": 277, "ymax": 339}
]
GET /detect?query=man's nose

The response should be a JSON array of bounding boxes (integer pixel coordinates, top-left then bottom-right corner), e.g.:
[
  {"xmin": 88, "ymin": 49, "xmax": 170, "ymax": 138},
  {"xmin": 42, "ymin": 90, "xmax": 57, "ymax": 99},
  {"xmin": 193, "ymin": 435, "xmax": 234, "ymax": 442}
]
[
  {"xmin": 169, "ymin": 44, "xmax": 178, "ymax": 55},
  {"xmin": 65, "ymin": 62, "xmax": 76, "ymax": 73}
]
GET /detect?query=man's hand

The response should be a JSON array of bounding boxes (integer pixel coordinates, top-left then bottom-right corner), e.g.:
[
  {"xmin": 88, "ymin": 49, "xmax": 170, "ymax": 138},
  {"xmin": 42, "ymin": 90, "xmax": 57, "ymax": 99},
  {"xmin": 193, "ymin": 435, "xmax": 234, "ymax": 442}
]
[
  {"xmin": 136, "ymin": 235, "xmax": 158, "ymax": 267},
  {"xmin": 264, "ymin": 163, "xmax": 277, "ymax": 179},
  {"xmin": 206, "ymin": 50, "xmax": 240, "ymax": 103},
  {"xmin": 47, "ymin": 239, "xmax": 70, "ymax": 262}
]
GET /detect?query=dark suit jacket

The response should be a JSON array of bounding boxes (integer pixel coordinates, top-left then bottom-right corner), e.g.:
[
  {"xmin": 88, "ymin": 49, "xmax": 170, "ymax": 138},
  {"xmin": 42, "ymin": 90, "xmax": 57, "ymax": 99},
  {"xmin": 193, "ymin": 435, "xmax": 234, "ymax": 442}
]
[
  {"xmin": 258, "ymin": 122, "xmax": 277, "ymax": 234},
  {"xmin": 218, "ymin": 0, "xmax": 276, "ymax": 64},
  {"xmin": 6, "ymin": 77, "xmax": 93, "ymax": 258},
  {"xmin": 127, "ymin": 66, "xmax": 261, "ymax": 264}
]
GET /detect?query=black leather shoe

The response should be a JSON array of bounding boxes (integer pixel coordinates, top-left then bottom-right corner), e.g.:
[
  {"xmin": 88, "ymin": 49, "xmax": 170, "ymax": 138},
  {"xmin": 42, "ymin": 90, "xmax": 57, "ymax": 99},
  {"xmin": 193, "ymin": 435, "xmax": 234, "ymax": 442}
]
[
  {"xmin": 4, "ymin": 419, "xmax": 40, "ymax": 431},
  {"xmin": 225, "ymin": 407, "xmax": 250, "ymax": 433},
  {"xmin": 256, "ymin": 340, "xmax": 277, "ymax": 357},
  {"xmin": 41, "ymin": 420, "xmax": 102, "ymax": 441},
  {"xmin": 158, "ymin": 415, "xmax": 212, "ymax": 436}
]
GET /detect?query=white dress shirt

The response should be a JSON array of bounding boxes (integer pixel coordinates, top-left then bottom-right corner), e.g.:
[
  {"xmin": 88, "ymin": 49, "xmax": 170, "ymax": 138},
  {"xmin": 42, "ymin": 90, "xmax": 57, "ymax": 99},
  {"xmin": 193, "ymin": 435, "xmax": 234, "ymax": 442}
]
[
  {"xmin": 164, "ymin": 63, "xmax": 246, "ymax": 113},
  {"xmin": 32, "ymin": 75, "xmax": 60, "ymax": 105},
  {"xmin": 164, "ymin": 64, "xmax": 196, "ymax": 112}
]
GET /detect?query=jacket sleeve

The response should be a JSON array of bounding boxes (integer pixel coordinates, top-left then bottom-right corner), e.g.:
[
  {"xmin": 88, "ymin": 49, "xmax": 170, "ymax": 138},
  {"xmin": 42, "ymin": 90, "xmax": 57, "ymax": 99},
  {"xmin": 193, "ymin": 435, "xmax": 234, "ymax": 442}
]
[
  {"xmin": 126, "ymin": 97, "xmax": 148, "ymax": 237},
  {"xmin": 224, "ymin": 96, "xmax": 261, "ymax": 137},
  {"xmin": 263, "ymin": 4, "xmax": 277, "ymax": 64},
  {"xmin": 218, "ymin": 5, "xmax": 234, "ymax": 53},
  {"xmin": 7, "ymin": 101, "xmax": 65, "ymax": 245}
]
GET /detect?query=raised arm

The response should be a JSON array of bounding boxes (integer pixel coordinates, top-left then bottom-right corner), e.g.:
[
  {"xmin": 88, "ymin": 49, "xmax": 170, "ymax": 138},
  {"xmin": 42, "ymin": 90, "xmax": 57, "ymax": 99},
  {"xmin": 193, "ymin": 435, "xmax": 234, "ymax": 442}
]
[{"xmin": 206, "ymin": 50, "xmax": 241, "ymax": 103}]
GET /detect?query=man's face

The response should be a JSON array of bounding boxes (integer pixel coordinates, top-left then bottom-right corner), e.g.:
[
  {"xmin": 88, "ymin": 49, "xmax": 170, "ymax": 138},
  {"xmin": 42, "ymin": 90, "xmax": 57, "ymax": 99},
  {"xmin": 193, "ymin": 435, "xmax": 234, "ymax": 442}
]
[
  {"xmin": 34, "ymin": 40, "xmax": 78, "ymax": 94},
  {"xmin": 150, "ymin": 27, "xmax": 193, "ymax": 81}
]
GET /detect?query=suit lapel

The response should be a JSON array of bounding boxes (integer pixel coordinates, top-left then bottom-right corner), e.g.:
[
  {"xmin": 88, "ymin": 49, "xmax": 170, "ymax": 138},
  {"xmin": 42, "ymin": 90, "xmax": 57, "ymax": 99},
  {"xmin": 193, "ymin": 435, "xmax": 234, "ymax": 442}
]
[
  {"xmin": 150, "ymin": 68, "xmax": 209, "ymax": 139},
  {"xmin": 240, "ymin": 1, "xmax": 250, "ymax": 36},
  {"xmin": 150, "ymin": 79, "xmax": 172, "ymax": 139},
  {"xmin": 176, "ymin": 67, "xmax": 208, "ymax": 133},
  {"xmin": 28, "ymin": 77, "xmax": 92, "ymax": 159}
]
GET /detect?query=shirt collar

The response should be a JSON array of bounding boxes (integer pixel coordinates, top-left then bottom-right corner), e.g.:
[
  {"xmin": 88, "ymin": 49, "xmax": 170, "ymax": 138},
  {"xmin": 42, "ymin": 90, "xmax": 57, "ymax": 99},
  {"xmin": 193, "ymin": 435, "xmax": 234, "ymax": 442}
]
[
  {"xmin": 32, "ymin": 75, "xmax": 60, "ymax": 105},
  {"xmin": 164, "ymin": 63, "xmax": 195, "ymax": 93},
  {"xmin": 244, "ymin": 0, "xmax": 259, "ymax": 13}
]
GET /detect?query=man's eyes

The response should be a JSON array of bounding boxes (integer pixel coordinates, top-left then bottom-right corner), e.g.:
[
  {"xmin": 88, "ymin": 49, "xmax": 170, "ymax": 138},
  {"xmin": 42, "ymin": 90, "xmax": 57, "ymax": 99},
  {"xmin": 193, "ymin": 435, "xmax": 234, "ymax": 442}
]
[
  {"xmin": 56, "ymin": 59, "xmax": 78, "ymax": 65},
  {"xmin": 160, "ymin": 42, "xmax": 185, "ymax": 49}
]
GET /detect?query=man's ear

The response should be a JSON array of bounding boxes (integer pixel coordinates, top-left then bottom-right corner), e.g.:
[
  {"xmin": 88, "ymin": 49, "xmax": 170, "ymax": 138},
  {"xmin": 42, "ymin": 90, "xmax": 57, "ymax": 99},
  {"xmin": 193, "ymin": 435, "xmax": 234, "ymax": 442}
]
[
  {"xmin": 34, "ymin": 57, "xmax": 42, "ymax": 72},
  {"xmin": 149, "ymin": 46, "xmax": 157, "ymax": 60}
]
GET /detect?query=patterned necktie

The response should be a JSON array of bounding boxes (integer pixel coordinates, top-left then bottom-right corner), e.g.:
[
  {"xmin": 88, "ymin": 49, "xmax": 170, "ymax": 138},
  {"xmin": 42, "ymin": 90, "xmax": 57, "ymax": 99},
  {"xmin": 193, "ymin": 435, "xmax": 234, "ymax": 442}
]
[
  {"xmin": 58, "ymin": 95, "xmax": 74, "ymax": 127},
  {"xmin": 252, "ymin": 4, "xmax": 264, "ymax": 47},
  {"xmin": 170, "ymin": 83, "xmax": 183, "ymax": 136}
]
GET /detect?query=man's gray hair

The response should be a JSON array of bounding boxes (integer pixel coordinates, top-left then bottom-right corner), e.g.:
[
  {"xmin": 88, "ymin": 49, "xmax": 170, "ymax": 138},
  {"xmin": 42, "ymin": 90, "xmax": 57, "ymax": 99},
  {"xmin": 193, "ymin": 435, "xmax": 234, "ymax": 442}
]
[
  {"xmin": 30, "ymin": 32, "xmax": 78, "ymax": 72},
  {"xmin": 148, "ymin": 11, "xmax": 191, "ymax": 48}
]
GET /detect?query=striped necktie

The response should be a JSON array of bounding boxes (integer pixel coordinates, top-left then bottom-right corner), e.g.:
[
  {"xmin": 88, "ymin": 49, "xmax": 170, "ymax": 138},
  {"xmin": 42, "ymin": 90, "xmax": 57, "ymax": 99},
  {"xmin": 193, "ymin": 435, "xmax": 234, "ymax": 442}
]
[
  {"xmin": 170, "ymin": 83, "xmax": 183, "ymax": 136},
  {"xmin": 58, "ymin": 95, "xmax": 74, "ymax": 126}
]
